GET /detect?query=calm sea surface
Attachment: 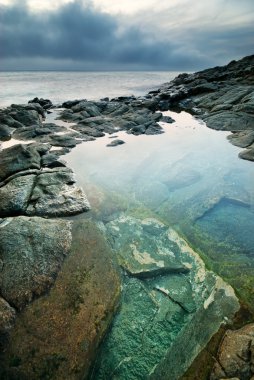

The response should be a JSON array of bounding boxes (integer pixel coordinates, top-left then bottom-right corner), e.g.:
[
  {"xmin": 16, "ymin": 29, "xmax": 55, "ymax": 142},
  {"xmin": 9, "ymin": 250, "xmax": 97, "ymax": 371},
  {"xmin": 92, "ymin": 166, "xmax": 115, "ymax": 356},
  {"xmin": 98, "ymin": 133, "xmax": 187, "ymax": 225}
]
[{"xmin": 0, "ymin": 71, "xmax": 179, "ymax": 107}]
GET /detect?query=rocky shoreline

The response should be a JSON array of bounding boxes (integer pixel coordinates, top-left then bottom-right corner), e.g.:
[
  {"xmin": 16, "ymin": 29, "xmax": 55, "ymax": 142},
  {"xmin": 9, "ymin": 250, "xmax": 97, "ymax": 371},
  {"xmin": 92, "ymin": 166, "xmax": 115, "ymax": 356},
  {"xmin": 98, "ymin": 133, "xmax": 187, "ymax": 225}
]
[{"xmin": 0, "ymin": 55, "xmax": 254, "ymax": 379}]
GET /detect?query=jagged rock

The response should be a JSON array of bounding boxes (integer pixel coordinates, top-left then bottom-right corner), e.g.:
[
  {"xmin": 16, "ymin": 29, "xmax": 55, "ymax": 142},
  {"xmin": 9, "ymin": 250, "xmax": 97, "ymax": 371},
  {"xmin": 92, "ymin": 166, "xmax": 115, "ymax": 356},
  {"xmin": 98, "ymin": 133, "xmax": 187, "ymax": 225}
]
[
  {"xmin": 8, "ymin": 108, "xmax": 42, "ymax": 127},
  {"xmin": 28, "ymin": 97, "xmax": 53, "ymax": 110},
  {"xmin": 26, "ymin": 168, "xmax": 90, "ymax": 216},
  {"xmin": 0, "ymin": 220, "xmax": 120, "ymax": 380},
  {"xmin": 211, "ymin": 324, "xmax": 254, "ymax": 380},
  {"xmin": 239, "ymin": 146, "xmax": 254, "ymax": 161},
  {"xmin": 0, "ymin": 216, "xmax": 72, "ymax": 309}
]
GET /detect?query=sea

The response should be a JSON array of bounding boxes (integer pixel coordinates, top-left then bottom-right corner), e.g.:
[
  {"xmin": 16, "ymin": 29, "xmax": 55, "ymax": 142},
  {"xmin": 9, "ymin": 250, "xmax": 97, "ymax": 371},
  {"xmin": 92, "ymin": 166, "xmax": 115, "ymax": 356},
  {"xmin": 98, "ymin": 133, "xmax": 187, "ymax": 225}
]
[{"xmin": 0, "ymin": 71, "xmax": 179, "ymax": 107}]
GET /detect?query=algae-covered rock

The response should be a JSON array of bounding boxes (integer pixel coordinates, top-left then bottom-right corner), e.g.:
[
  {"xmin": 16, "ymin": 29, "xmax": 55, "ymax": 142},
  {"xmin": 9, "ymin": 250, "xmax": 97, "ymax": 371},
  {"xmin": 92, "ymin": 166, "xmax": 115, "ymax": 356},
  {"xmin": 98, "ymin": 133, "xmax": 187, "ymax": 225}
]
[
  {"xmin": 0, "ymin": 216, "xmax": 72, "ymax": 309},
  {"xmin": 0, "ymin": 220, "xmax": 120, "ymax": 380},
  {"xmin": 91, "ymin": 216, "xmax": 239, "ymax": 380}
]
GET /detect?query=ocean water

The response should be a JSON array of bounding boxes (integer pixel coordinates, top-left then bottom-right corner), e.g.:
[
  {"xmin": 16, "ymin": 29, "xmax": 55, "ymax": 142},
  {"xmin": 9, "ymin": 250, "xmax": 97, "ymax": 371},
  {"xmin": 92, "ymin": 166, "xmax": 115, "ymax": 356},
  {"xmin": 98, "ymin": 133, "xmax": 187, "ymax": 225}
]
[{"xmin": 0, "ymin": 71, "xmax": 179, "ymax": 107}]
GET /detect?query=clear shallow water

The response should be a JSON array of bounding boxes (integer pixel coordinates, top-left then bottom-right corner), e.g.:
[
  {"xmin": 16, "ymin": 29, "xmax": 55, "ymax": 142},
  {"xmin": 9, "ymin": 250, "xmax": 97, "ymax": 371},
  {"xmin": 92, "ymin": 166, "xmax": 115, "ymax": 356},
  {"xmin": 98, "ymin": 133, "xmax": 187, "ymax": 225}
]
[
  {"xmin": 0, "ymin": 71, "xmax": 179, "ymax": 107},
  {"xmin": 65, "ymin": 110, "xmax": 254, "ymax": 309}
]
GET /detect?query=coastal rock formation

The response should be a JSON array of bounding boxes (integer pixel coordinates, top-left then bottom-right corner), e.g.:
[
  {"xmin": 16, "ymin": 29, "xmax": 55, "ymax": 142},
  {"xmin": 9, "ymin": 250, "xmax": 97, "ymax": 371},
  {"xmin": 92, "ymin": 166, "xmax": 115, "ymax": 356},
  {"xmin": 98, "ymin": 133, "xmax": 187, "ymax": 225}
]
[
  {"xmin": 145, "ymin": 55, "xmax": 254, "ymax": 161},
  {"xmin": 0, "ymin": 216, "xmax": 72, "ymax": 310},
  {"xmin": 0, "ymin": 220, "xmax": 121, "ymax": 380},
  {"xmin": 91, "ymin": 215, "xmax": 239, "ymax": 380},
  {"xmin": 0, "ymin": 143, "xmax": 90, "ymax": 217}
]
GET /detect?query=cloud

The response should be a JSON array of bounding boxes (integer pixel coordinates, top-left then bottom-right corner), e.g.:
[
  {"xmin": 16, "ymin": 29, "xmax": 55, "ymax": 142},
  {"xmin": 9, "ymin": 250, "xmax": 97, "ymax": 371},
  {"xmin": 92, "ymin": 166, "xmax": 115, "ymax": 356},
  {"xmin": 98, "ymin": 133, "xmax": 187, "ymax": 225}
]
[{"xmin": 0, "ymin": 0, "xmax": 253, "ymax": 70}]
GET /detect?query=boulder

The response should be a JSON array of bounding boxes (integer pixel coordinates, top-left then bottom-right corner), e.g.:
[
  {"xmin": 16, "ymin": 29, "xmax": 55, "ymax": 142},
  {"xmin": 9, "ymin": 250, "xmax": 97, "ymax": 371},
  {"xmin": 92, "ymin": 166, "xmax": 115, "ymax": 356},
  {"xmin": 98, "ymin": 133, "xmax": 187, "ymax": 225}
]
[
  {"xmin": 26, "ymin": 168, "xmax": 90, "ymax": 216},
  {"xmin": 9, "ymin": 109, "xmax": 42, "ymax": 127},
  {"xmin": 0, "ymin": 297, "xmax": 16, "ymax": 351},
  {"xmin": 228, "ymin": 130, "xmax": 254, "ymax": 148},
  {"xmin": 0, "ymin": 220, "xmax": 120, "ymax": 380},
  {"xmin": 0, "ymin": 174, "xmax": 36, "ymax": 216},
  {"xmin": 0, "ymin": 144, "xmax": 42, "ymax": 182},
  {"xmin": 0, "ymin": 216, "xmax": 72, "ymax": 309}
]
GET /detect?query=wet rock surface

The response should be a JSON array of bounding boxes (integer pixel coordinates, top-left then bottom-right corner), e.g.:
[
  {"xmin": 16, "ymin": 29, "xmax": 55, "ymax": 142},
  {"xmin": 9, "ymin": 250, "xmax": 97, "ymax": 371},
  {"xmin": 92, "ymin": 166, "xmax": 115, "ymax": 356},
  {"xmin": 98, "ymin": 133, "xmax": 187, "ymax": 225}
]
[
  {"xmin": 91, "ymin": 215, "xmax": 239, "ymax": 380},
  {"xmin": 145, "ymin": 55, "xmax": 254, "ymax": 161}
]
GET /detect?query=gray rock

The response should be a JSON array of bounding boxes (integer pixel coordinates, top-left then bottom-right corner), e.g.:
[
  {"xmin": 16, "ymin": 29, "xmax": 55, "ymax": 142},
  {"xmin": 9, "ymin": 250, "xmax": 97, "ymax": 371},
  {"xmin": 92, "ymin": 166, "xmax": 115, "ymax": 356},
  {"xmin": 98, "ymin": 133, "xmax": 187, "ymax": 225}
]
[
  {"xmin": 0, "ymin": 113, "xmax": 24, "ymax": 129},
  {"xmin": 9, "ymin": 109, "xmax": 42, "ymax": 127},
  {"xmin": 106, "ymin": 139, "xmax": 125, "ymax": 147},
  {"xmin": 26, "ymin": 168, "xmax": 90, "ymax": 216},
  {"xmin": 239, "ymin": 146, "xmax": 254, "ymax": 161},
  {"xmin": 0, "ymin": 144, "xmax": 42, "ymax": 182},
  {"xmin": 0, "ymin": 174, "xmax": 36, "ymax": 217},
  {"xmin": 0, "ymin": 216, "xmax": 72, "ymax": 309},
  {"xmin": 227, "ymin": 130, "xmax": 254, "ymax": 147},
  {"xmin": 0, "ymin": 124, "xmax": 12, "ymax": 141},
  {"xmin": 72, "ymin": 101, "xmax": 101, "ymax": 116}
]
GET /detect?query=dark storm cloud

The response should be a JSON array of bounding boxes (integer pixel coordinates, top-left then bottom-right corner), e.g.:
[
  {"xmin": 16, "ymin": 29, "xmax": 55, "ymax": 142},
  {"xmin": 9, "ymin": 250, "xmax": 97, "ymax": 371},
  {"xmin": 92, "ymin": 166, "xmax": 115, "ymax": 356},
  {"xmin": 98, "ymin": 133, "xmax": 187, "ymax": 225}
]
[{"xmin": 0, "ymin": 0, "xmax": 253, "ymax": 70}]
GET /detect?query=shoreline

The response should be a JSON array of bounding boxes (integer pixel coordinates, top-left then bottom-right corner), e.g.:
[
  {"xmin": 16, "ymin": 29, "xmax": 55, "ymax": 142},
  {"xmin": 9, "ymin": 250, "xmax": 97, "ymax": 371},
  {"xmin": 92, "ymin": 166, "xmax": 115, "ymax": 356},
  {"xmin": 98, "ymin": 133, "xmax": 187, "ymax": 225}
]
[{"xmin": 0, "ymin": 55, "xmax": 254, "ymax": 379}]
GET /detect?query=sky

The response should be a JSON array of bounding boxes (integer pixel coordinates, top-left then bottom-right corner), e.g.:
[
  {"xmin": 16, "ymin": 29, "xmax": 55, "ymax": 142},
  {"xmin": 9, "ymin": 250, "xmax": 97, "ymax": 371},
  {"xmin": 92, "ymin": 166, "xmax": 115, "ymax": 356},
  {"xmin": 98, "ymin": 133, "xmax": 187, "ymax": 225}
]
[{"xmin": 0, "ymin": 0, "xmax": 253, "ymax": 71}]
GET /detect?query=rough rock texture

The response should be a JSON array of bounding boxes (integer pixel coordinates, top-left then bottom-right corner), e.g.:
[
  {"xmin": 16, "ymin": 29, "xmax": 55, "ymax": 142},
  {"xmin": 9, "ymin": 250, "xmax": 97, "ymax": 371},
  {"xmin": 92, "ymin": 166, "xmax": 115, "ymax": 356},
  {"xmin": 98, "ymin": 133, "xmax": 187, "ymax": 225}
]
[
  {"xmin": 0, "ymin": 220, "xmax": 120, "ymax": 380},
  {"xmin": 211, "ymin": 324, "xmax": 254, "ymax": 380},
  {"xmin": 106, "ymin": 139, "xmax": 125, "ymax": 147},
  {"xmin": 0, "ymin": 297, "xmax": 16, "ymax": 351},
  {"xmin": 26, "ymin": 168, "xmax": 90, "ymax": 217},
  {"xmin": 0, "ymin": 216, "xmax": 72, "ymax": 309},
  {"xmin": 0, "ymin": 144, "xmax": 42, "ymax": 182},
  {"xmin": 91, "ymin": 215, "xmax": 239, "ymax": 380},
  {"xmin": 146, "ymin": 55, "xmax": 254, "ymax": 161}
]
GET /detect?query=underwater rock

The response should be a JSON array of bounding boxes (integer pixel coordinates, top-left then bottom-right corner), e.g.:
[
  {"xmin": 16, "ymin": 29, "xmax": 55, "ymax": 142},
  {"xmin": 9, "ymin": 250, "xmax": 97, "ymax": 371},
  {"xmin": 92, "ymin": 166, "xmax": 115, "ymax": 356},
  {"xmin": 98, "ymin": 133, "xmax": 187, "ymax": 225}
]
[
  {"xmin": 0, "ymin": 216, "xmax": 72, "ymax": 310},
  {"xmin": 91, "ymin": 215, "xmax": 239, "ymax": 380},
  {"xmin": 0, "ymin": 220, "xmax": 121, "ymax": 380}
]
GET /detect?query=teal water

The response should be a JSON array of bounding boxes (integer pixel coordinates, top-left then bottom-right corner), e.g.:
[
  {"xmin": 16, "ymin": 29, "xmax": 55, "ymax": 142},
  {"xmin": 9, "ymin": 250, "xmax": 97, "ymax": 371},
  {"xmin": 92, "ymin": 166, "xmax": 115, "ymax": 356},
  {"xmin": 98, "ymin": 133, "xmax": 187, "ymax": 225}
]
[{"xmin": 64, "ymin": 110, "xmax": 254, "ymax": 309}]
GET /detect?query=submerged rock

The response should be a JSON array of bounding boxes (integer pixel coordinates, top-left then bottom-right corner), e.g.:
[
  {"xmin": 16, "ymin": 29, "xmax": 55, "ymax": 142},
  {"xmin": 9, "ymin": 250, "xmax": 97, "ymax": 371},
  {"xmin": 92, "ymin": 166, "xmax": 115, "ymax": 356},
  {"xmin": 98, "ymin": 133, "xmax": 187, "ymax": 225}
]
[
  {"xmin": 0, "ymin": 220, "xmax": 120, "ymax": 380},
  {"xmin": 91, "ymin": 215, "xmax": 239, "ymax": 380}
]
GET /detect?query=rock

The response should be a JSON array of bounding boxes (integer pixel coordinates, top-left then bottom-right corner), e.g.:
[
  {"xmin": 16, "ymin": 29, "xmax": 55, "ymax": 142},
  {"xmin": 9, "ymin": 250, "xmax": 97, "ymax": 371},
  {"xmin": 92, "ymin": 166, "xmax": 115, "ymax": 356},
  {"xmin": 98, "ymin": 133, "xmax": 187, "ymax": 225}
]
[
  {"xmin": 211, "ymin": 324, "xmax": 254, "ymax": 380},
  {"xmin": 0, "ymin": 216, "xmax": 72, "ymax": 309},
  {"xmin": 62, "ymin": 99, "xmax": 86, "ymax": 108},
  {"xmin": 47, "ymin": 133, "xmax": 81, "ymax": 148},
  {"xmin": 239, "ymin": 146, "xmax": 254, "ymax": 161},
  {"xmin": 13, "ymin": 123, "xmax": 65, "ymax": 140},
  {"xmin": 227, "ymin": 130, "xmax": 254, "ymax": 147},
  {"xmin": 106, "ymin": 139, "xmax": 125, "ymax": 147},
  {"xmin": 0, "ymin": 144, "xmax": 43, "ymax": 182},
  {"xmin": 0, "ymin": 220, "xmax": 120, "ymax": 380},
  {"xmin": 0, "ymin": 174, "xmax": 36, "ymax": 217},
  {"xmin": 161, "ymin": 115, "xmax": 175, "ymax": 123},
  {"xmin": 26, "ymin": 168, "xmax": 90, "ymax": 217},
  {"xmin": 0, "ymin": 112, "xmax": 24, "ymax": 129},
  {"xmin": 91, "ymin": 216, "xmax": 239, "ymax": 380},
  {"xmin": 107, "ymin": 215, "xmax": 189, "ymax": 278},
  {"xmin": 11, "ymin": 102, "xmax": 46, "ymax": 118},
  {"xmin": 204, "ymin": 111, "xmax": 254, "ymax": 131},
  {"xmin": 0, "ymin": 297, "xmax": 16, "ymax": 350},
  {"xmin": 0, "ymin": 124, "xmax": 12, "ymax": 141},
  {"xmin": 8, "ymin": 108, "xmax": 42, "ymax": 127},
  {"xmin": 72, "ymin": 101, "xmax": 101, "ymax": 117},
  {"xmin": 28, "ymin": 97, "xmax": 53, "ymax": 110},
  {"xmin": 163, "ymin": 169, "xmax": 201, "ymax": 191},
  {"xmin": 41, "ymin": 153, "xmax": 67, "ymax": 168}
]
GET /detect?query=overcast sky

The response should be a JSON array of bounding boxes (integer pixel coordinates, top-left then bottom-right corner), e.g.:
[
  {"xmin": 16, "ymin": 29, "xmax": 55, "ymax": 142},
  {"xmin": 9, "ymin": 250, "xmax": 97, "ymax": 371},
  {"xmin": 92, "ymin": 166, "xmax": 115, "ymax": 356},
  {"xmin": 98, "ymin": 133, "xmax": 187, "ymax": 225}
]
[{"xmin": 0, "ymin": 0, "xmax": 253, "ymax": 71}]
